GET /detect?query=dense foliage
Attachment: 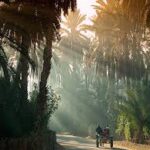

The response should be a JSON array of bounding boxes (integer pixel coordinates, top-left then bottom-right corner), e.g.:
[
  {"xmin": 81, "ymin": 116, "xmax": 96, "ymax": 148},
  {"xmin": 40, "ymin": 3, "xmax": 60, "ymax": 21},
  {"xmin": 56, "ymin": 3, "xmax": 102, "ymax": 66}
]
[
  {"xmin": 116, "ymin": 82, "xmax": 150, "ymax": 143},
  {"xmin": 0, "ymin": 77, "xmax": 60, "ymax": 138},
  {"xmin": 0, "ymin": 78, "xmax": 35, "ymax": 137}
]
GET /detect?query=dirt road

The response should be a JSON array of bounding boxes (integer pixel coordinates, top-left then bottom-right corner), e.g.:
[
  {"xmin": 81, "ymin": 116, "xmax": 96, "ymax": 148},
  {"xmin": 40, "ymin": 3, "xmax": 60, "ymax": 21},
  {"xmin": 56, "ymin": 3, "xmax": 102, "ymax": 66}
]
[{"xmin": 57, "ymin": 134, "xmax": 127, "ymax": 150}]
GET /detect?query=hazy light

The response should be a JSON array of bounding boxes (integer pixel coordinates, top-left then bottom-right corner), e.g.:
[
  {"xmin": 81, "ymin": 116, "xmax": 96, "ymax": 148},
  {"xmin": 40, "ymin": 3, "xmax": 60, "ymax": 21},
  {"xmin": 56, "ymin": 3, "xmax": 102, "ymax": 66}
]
[{"xmin": 78, "ymin": 0, "xmax": 96, "ymax": 17}]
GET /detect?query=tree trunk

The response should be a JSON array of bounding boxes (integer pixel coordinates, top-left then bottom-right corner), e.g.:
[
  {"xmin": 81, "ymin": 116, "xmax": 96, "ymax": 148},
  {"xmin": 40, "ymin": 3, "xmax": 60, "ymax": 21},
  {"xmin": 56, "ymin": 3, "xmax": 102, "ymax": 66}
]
[
  {"xmin": 20, "ymin": 35, "xmax": 30, "ymax": 101},
  {"xmin": 137, "ymin": 124, "xmax": 144, "ymax": 144},
  {"xmin": 15, "ymin": 33, "xmax": 30, "ymax": 101},
  {"xmin": 36, "ymin": 27, "xmax": 53, "ymax": 130},
  {"xmin": 0, "ymin": 46, "xmax": 10, "ymax": 83}
]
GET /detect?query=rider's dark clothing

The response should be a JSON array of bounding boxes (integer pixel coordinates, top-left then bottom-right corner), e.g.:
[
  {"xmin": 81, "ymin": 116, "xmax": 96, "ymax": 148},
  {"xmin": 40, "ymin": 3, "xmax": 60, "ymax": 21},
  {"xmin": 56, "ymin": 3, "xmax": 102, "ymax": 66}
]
[{"xmin": 96, "ymin": 126, "xmax": 102, "ymax": 135}]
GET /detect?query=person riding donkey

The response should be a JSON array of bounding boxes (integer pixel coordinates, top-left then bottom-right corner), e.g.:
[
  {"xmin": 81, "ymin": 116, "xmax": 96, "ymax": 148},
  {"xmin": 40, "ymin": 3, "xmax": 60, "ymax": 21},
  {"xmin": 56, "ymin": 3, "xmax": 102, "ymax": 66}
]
[
  {"xmin": 95, "ymin": 124, "xmax": 103, "ymax": 147},
  {"xmin": 96, "ymin": 124, "xmax": 103, "ymax": 136},
  {"xmin": 95, "ymin": 124, "xmax": 113, "ymax": 148}
]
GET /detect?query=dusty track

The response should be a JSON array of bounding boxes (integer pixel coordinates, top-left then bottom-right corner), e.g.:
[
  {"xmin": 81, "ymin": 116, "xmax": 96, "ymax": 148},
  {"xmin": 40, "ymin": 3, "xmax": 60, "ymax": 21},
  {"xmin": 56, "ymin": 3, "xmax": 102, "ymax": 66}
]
[{"xmin": 57, "ymin": 134, "xmax": 127, "ymax": 150}]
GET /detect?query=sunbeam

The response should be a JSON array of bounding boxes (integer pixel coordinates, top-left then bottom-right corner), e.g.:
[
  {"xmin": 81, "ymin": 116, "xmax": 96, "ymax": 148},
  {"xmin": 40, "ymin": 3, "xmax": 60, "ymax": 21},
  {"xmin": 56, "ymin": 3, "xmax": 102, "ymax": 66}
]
[{"xmin": 78, "ymin": 0, "xmax": 96, "ymax": 17}]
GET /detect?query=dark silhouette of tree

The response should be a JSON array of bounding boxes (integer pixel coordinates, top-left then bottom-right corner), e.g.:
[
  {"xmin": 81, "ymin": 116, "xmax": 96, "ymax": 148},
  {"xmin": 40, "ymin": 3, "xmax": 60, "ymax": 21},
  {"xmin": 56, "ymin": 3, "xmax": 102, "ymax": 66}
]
[{"xmin": 0, "ymin": 0, "xmax": 77, "ymax": 130}]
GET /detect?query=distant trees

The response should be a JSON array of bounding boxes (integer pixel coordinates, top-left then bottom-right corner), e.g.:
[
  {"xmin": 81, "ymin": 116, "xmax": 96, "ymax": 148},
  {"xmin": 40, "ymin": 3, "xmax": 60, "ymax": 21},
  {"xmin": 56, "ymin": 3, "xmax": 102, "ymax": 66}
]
[{"xmin": 58, "ymin": 9, "xmax": 89, "ymax": 66}]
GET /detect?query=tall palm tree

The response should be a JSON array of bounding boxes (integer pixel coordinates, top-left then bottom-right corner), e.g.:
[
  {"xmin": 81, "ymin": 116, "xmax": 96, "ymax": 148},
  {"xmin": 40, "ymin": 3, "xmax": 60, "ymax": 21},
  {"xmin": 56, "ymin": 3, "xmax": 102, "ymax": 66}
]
[
  {"xmin": 121, "ymin": 0, "xmax": 150, "ymax": 26},
  {"xmin": 54, "ymin": 9, "xmax": 91, "ymax": 89},
  {"xmin": 0, "ymin": 0, "xmax": 77, "ymax": 130},
  {"xmin": 67, "ymin": 10, "xmax": 94, "ymax": 87},
  {"xmin": 87, "ymin": 0, "xmax": 148, "ymax": 82},
  {"xmin": 60, "ymin": 9, "xmax": 88, "ymax": 62}
]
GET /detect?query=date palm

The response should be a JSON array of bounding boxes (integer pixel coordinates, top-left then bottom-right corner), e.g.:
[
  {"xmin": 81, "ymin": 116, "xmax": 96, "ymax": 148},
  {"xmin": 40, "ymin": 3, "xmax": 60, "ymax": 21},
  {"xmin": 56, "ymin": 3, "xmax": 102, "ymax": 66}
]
[
  {"xmin": 87, "ymin": 0, "xmax": 148, "ymax": 81},
  {"xmin": 0, "ymin": 45, "xmax": 10, "ymax": 82},
  {"xmin": 0, "ymin": 0, "xmax": 77, "ymax": 129},
  {"xmin": 54, "ymin": 9, "xmax": 91, "ymax": 89},
  {"xmin": 121, "ymin": 0, "xmax": 150, "ymax": 26},
  {"xmin": 60, "ymin": 9, "xmax": 87, "ymax": 62}
]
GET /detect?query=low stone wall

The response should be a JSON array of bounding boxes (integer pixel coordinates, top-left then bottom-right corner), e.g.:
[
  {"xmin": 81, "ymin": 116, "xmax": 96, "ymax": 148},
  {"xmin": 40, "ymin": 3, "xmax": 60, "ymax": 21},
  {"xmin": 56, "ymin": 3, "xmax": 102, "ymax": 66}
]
[{"xmin": 0, "ymin": 131, "xmax": 56, "ymax": 150}]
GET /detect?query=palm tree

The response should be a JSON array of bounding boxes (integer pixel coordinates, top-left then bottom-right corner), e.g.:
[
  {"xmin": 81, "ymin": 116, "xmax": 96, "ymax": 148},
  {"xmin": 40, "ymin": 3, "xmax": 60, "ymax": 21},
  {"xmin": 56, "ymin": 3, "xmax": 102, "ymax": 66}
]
[
  {"xmin": 0, "ymin": 0, "xmax": 77, "ymax": 130},
  {"xmin": 121, "ymin": 0, "xmax": 150, "ymax": 26},
  {"xmin": 0, "ymin": 45, "xmax": 10, "ymax": 82},
  {"xmin": 60, "ymin": 9, "xmax": 88, "ymax": 62},
  {"xmin": 87, "ymin": 0, "xmax": 148, "ymax": 82},
  {"xmin": 54, "ymin": 9, "xmax": 91, "ymax": 89}
]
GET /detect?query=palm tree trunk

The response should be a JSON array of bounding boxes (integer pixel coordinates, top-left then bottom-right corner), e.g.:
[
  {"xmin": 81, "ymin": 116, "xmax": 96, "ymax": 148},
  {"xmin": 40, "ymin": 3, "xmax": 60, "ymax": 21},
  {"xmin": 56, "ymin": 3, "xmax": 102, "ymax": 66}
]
[
  {"xmin": 36, "ymin": 27, "xmax": 53, "ymax": 130},
  {"xmin": 137, "ymin": 124, "xmax": 144, "ymax": 143},
  {"xmin": 20, "ymin": 36, "xmax": 30, "ymax": 101},
  {"xmin": 0, "ymin": 46, "xmax": 10, "ymax": 83}
]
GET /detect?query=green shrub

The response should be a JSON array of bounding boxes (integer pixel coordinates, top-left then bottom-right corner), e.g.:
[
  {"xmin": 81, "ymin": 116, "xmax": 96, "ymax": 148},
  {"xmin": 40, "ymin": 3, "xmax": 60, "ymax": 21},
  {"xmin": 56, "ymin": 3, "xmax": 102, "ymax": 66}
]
[{"xmin": 0, "ymin": 79, "xmax": 60, "ymax": 138}]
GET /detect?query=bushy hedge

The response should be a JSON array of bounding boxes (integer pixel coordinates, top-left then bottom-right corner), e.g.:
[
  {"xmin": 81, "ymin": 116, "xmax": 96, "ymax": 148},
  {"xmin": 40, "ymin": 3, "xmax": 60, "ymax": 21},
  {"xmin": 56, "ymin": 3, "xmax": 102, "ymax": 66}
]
[
  {"xmin": 0, "ymin": 78, "xmax": 60, "ymax": 138},
  {"xmin": 0, "ymin": 78, "xmax": 36, "ymax": 137}
]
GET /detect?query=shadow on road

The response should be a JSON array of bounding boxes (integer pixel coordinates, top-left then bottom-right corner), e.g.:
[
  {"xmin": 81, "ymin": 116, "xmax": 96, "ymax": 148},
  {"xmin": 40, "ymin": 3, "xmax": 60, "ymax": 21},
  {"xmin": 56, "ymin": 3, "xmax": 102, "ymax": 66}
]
[{"xmin": 57, "ymin": 134, "xmax": 127, "ymax": 150}]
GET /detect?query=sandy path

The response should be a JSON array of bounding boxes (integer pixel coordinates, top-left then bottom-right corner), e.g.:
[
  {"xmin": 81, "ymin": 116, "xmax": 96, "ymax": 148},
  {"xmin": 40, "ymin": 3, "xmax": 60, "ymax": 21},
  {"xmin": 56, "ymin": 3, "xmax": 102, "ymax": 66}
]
[{"xmin": 57, "ymin": 134, "xmax": 127, "ymax": 150}]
